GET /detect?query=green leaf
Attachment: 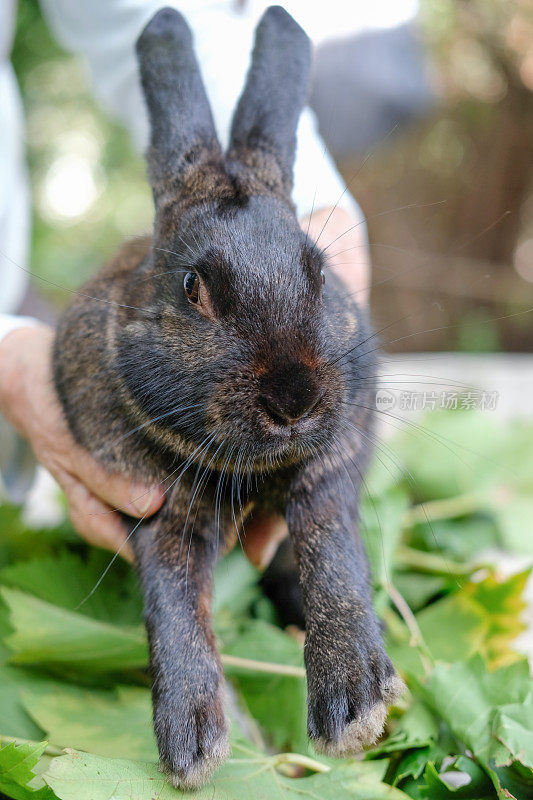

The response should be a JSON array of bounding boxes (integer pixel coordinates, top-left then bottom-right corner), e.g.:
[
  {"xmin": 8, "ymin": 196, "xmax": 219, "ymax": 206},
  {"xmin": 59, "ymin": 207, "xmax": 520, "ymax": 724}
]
[
  {"xmin": 396, "ymin": 412, "xmax": 533, "ymax": 509},
  {"xmin": 368, "ymin": 702, "xmax": 439, "ymax": 757},
  {"xmin": 416, "ymin": 656, "xmax": 533, "ymax": 799},
  {"xmin": 415, "ymin": 571, "xmax": 528, "ymax": 668},
  {"xmin": 0, "ymin": 504, "xmax": 75, "ymax": 572},
  {"xmin": 223, "ymin": 620, "xmax": 307, "ymax": 753},
  {"xmin": 392, "ymin": 572, "xmax": 447, "ymax": 612},
  {"xmin": 21, "ymin": 685, "xmax": 157, "ymax": 761},
  {"xmin": 213, "ymin": 548, "xmax": 260, "ymax": 621},
  {"xmin": 419, "ymin": 759, "xmax": 495, "ymax": 799},
  {"xmin": 43, "ymin": 748, "xmax": 412, "ymax": 800},
  {"xmin": 416, "ymin": 589, "xmax": 488, "ymax": 662},
  {"xmin": 408, "ymin": 517, "xmax": 499, "ymax": 562},
  {"xmin": 394, "ymin": 748, "xmax": 434, "ymax": 785},
  {"xmin": 394, "ymin": 411, "xmax": 506, "ymax": 500},
  {"xmin": 493, "ymin": 494, "xmax": 533, "ymax": 555},
  {"xmin": 491, "ymin": 761, "xmax": 533, "ymax": 800},
  {"xmin": 488, "ymin": 696, "xmax": 533, "ymax": 770},
  {"xmin": 365, "ymin": 454, "xmax": 406, "ymax": 497},
  {"xmin": 0, "ymin": 741, "xmax": 56, "ymax": 800},
  {"xmin": 1, "ymin": 587, "xmax": 148, "ymax": 673},
  {"xmin": 468, "ymin": 571, "xmax": 530, "ymax": 668},
  {"xmin": 0, "ymin": 551, "xmax": 143, "ymax": 625},
  {"xmin": 419, "ymin": 656, "xmax": 531, "ymax": 758},
  {"xmin": 361, "ymin": 489, "xmax": 410, "ymax": 587},
  {"xmin": 0, "ymin": 665, "xmax": 47, "ymax": 741}
]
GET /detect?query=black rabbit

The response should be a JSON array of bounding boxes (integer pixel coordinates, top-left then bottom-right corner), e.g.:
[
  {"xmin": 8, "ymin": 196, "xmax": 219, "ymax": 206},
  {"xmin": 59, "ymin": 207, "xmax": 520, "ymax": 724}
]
[{"xmin": 53, "ymin": 5, "xmax": 403, "ymax": 789}]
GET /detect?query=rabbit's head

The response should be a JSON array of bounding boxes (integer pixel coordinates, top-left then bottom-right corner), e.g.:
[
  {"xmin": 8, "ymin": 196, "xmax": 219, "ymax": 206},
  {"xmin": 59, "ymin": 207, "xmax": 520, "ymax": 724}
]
[{"xmin": 116, "ymin": 6, "xmax": 369, "ymax": 470}]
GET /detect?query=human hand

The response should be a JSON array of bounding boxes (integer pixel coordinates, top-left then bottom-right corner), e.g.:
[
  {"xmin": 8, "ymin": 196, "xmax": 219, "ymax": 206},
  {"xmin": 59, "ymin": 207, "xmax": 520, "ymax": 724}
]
[
  {"xmin": 0, "ymin": 325, "xmax": 164, "ymax": 560},
  {"xmin": 301, "ymin": 205, "xmax": 371, "ymax": 302}
]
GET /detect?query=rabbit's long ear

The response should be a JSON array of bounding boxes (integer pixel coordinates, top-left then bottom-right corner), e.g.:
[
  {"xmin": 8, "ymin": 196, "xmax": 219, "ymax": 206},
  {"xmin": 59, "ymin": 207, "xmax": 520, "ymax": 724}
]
[
  {"xmin": 136, "ymin": 7, "xmax": 221, "ymax": 201},
  {"xmin": 228, "ymin": 6, "xmax": 311, "ymax": 199}
]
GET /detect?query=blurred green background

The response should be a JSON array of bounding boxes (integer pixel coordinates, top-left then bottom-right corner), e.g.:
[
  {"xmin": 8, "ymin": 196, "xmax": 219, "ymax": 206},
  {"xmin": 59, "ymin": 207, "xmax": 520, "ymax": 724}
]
[
  {"xmin": 11, "ymin": 0, "xmax": 533, "ymax": 351},
  {"xmin": 11, "ymin": 0, "xmax": 153, "ymax": 300}
]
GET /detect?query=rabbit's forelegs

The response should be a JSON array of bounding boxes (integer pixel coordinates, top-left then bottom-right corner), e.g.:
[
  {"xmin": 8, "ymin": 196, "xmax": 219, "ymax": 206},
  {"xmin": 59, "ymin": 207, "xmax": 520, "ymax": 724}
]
[
  {"xmin": 133, "ymin": 506, "xmax": 229, "ymax": 790},
  {"xmin": 286, "ymin": 458, "xmax": 405, "ymax": 755}
]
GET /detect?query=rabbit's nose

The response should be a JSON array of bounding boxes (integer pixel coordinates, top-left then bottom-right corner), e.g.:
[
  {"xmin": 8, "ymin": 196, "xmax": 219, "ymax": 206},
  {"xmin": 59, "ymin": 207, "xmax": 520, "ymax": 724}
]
[
  {"xmin": 258, "ymin": 360, "xmax": 325, "ymax": 427},
  {"xmin": 259, "ymin": 388, "xmax": 325, "ymax": 427}
]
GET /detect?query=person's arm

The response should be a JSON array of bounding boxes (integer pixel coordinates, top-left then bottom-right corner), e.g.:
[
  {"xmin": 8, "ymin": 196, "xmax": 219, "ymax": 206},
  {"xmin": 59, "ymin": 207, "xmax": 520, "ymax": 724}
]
[
  {"xmin": 0, "ymin": 325, "xmax": 163, "ymax": 557},
  {"xmin": 0, "ymin": 2, "xmax": 165, "ymax": 552},
  {"xmin": 0, "ymin": 41, "xmax": 31, "ymax": 317}
]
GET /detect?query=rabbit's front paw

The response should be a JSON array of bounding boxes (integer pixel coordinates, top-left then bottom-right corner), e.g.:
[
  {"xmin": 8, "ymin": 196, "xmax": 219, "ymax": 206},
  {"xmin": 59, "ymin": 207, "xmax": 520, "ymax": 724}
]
[
  {"xmin": 307, "ymin": 646, "xmax": 405, "ymax": 757},
  {"xmin": 155, "ymin": 683, "xmax": 230, "ymax": 790}
]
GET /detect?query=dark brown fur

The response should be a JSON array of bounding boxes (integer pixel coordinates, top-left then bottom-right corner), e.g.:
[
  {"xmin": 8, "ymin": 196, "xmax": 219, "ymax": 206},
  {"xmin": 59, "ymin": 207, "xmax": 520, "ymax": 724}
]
[{"xmin": 53, "ymin": 6, "xmax": 403, "ymax": 789}]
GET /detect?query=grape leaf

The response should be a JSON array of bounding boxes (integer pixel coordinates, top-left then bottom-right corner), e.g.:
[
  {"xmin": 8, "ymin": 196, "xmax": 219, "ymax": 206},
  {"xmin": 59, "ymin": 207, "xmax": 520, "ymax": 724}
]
[
  {"xmin": 21, "ymin": 685, "xmax": 157, "ymax": 761},
  {"xmin": 414, "ymin": 571, "xmax": 528, "ymax": 668},
  {"xmin": 488, "ymin": 696, "xmax": 533, "ymax": 770},
  {"xmin": 0, "ymin": 741, "xmax": 57, "ymax": 800},
  {"xmin": 392, "ymin": 572, "xmax": 447, "ymax": 612},
  {"xmin": 393, "ymin": 411, "xmax": 507, "ymax": 500},
  {"xmin": 417, "ymin": 589, "xmax": 488, "ymax": 662},
  {"xmin": 43, "ymin": 748, "xmax": 412, "ymax": 800},
  {"xmin": 0, "ymin": 551, "xmax": 143, "ymax": 625},
  {"xmin": 0, "ymin": 664, "xmax": 48, "ymax": 741},
  {"xmin": 418, "ymin": 759, "xmax": 495, "ymax": 799},
  {"xmin": 213, "ymin": 548, "xmax": 260, "ymax": 621},
  {"xmin": 222, "ymin": 620, "xmax": 307, "ymax": 753},
  {"xmin": 0, "ymin": 587, "xmax": 148, "ymax": 672},
  {"xmin": 493, "ymin": 494, "xmax": 533, "ymax": 555},
  {"xmin": 407, "ymin": 517, "xmax": 500, "ymax": 562},
  {"xmin": 0, "ymin": 504, "xmax": 75, "ymax": 572},
  {"xmin": 416, "ymin": 656, "xmax": 533, "ymax": 799},
  {"xmin": 361, "ymin": 488, "xmax": 409, "ymax": 587}
]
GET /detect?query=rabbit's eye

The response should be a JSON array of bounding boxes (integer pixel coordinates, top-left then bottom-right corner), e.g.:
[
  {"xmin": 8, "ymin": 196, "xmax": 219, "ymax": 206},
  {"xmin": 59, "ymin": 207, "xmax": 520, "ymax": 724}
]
[
  {"xmin": 320, "ymin": 270, "xmax": 325, "ymax": 285},
  {"xmin": 184, "ymin": 271, "xmax": 200, "ymax": 303}
]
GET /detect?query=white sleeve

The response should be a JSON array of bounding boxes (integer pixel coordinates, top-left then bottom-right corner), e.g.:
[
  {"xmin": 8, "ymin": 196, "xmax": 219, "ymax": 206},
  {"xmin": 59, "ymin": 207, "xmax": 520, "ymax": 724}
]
[
  {"xmin": 0, "ymin": 1, "xmax": 38, "ymax": 503},
  {"xmin": 293, "ymin": 107, "xmax": 364, "ymax": 221},
  {"xmin": 0, "ymin": 60, "xmax": 31, "ymax": 315},
  {"xmin": 0, "ymin": 314, "xmax": 39, "ymax": 343},
  {"xmin": 0, "ymin": 315, "xmax": 39, "ymax": 504},
  {"xmin": 39, "ymin": 0, "xmax": 364, "ymax": 222}
]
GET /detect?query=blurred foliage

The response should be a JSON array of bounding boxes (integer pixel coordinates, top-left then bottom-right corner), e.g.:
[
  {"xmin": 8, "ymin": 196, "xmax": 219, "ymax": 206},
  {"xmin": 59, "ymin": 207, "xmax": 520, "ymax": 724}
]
[
  {"xmin": 12, "ymin": 0, "xmax": 152, "ymax": 306},
  {"xmin": 0, "ymin": 410, "xmax": 532, "ymax": 798},
  {"xmin": 341, "ymin": 0, "xmax": 533, "ymax": 353},
  {"xmin": 420, "ymin": 0, "xmax": 533, "ymax": 100}
]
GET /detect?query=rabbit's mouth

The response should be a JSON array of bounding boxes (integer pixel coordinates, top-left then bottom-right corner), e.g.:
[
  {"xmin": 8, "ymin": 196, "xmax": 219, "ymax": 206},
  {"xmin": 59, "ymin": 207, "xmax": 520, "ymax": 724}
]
[
  {"xmin": 203, "ymin": 395, "xmax": 339, "ymax": 473},
  {"xmin": 200, "ymin": 357, "xmax": 343, "ymax": 470}
]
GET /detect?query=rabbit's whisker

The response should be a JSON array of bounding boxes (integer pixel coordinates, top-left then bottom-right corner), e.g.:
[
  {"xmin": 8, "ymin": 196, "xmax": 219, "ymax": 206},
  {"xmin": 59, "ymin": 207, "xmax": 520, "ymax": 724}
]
[
  {"xmin": 343, "ymin": 399, "xmax": 513, "ymax": 481},
  {"xmin": 133, "ymin": 268, "xmax": 192, "ymax": 285},
  {"xmin": 343, "ymin": 374, "xmax": 481, "ymax": 390},
  {"xmin": 344, "ymin": 418, "xmax": 461, "ymax": 586},
  {"xmin": 80, "ymin": 432, "xmax": 218, "ymax": 600},
  {"xmin": 330, "ymin": 436, "xmax": 391, "ymax": 585},
  {"xmin": 0, "ymin": 249, "xmax": 154, "ymax": 315},
  {"xmin": 112, "ymin": 403, "xmax": 203, "ymax": 445},
  {"xmin": 214, "ymin": 444, "xmax": 235, "ymax": 556},
  {"xmin": 312, "ymin": 123, "xmax": 399, "ymax": 250},
  {"xmin": 337, "ymin": 300, "xmax": 533, "ymax": 372},
  {"xmin": 181, "ymin": 434, "xmax": 229, "ymax": 566},
  {"xmin": 320, "ymin": 200, "xmax": 447, "ymax": 256},
  {"xmin": 329, "ymin": 310, "xmax": 417, "ymax": 367}
]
